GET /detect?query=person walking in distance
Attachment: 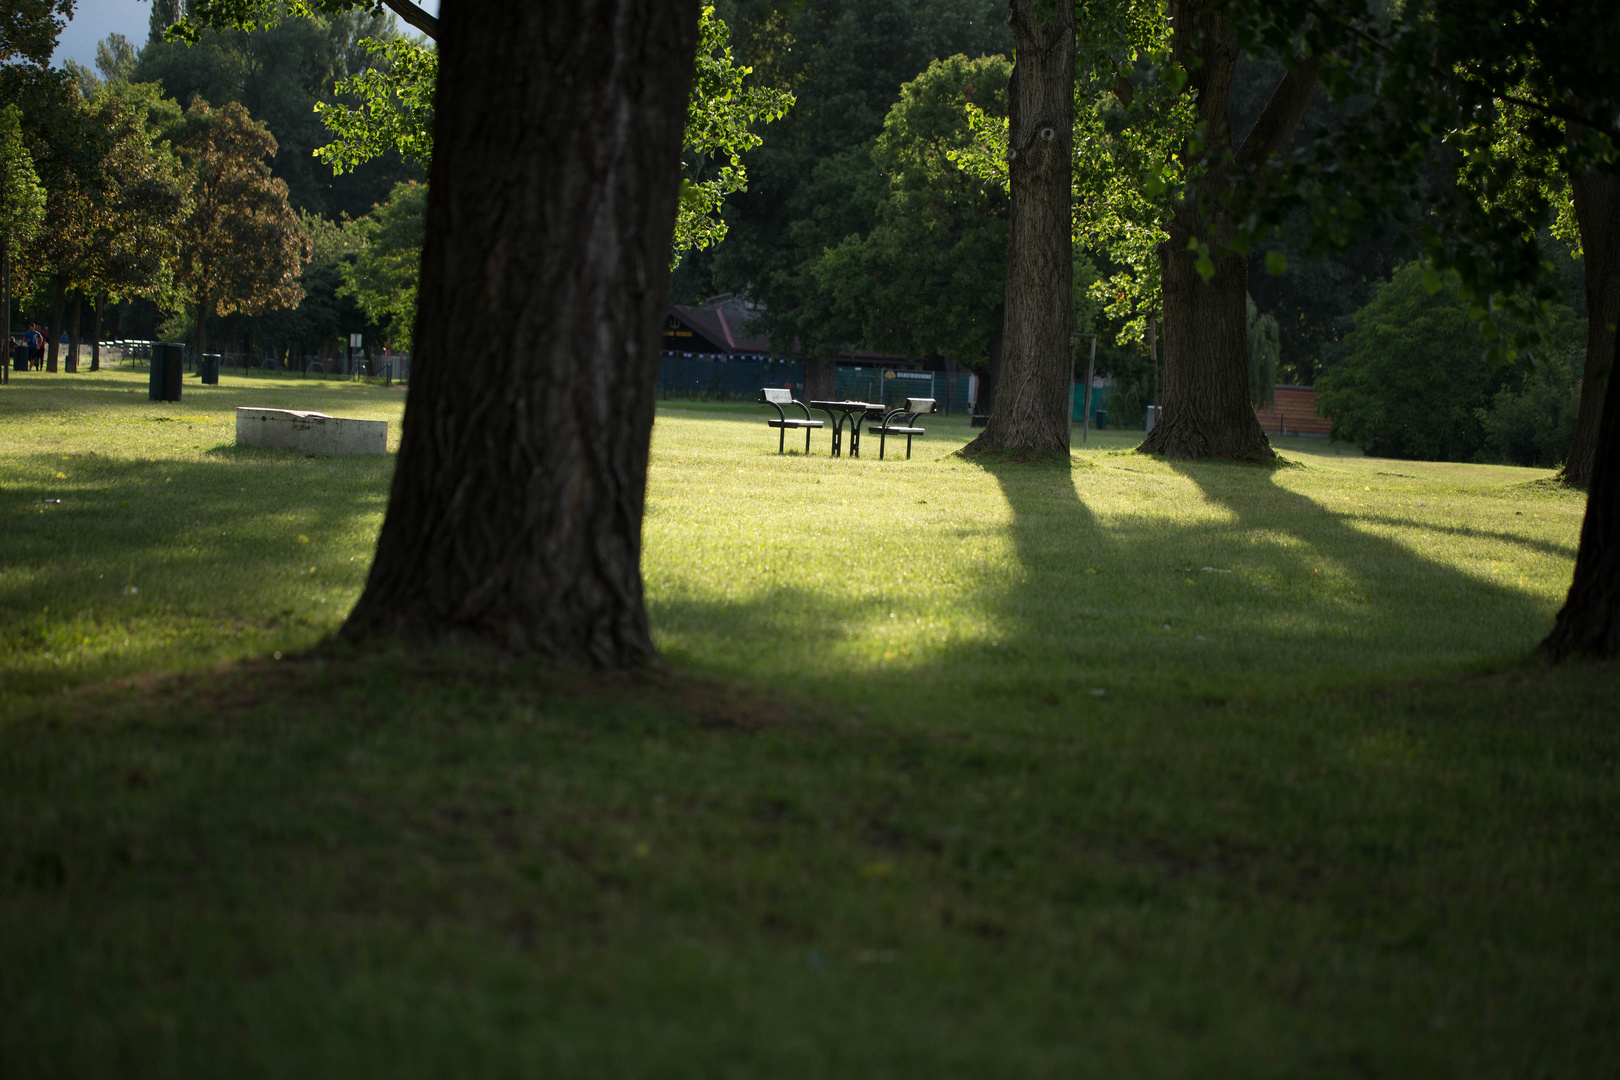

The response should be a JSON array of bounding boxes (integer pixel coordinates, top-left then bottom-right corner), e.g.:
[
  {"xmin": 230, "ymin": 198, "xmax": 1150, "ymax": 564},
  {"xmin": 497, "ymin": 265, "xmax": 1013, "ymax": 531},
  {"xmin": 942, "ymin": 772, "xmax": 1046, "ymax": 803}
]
[{"xmin": 26, "ymin": 323, "xmax": 43, "ymax": 370}]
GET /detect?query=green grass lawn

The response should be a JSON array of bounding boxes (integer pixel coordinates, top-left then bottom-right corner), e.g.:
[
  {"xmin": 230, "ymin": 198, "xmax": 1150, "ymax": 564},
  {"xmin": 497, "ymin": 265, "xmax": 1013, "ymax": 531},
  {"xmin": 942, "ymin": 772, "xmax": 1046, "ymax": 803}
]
[{"xmin": 2, "ymin": 367, "xmax": 1617, "ymax": 1077}]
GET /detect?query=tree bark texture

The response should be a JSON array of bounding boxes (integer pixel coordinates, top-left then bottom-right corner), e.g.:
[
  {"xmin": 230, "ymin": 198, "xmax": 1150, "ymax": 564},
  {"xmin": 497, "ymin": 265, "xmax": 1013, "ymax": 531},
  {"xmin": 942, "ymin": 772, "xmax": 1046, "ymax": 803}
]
[
  {"xmin": 65, "ymin": 290, "xmax": 80, "ymax": 373},
  {"xmin": 962, "ymin": 0, "xmax": 1073, "ymax": 456},
  {"xmin": 1138, "ymin": 2, "xmax": 1319, "ymax": 461},
  {"xmin": 1562, "ymin": 164, "xmax": 1620, "ymax": 489},
  {"xmin": 45, "ymin": 274, "xmax": 63, "ymax": 373},
  {"xmin": 342, "ymin": 0, "xmax": 701, "ymax": 667},
  {"xmin": 1543, "ymin": 315, "xmax": 1620, "ymax": 658},
  {"xmin": 803, "ymin": 353, "xmax": 835, "ymax": 401}
]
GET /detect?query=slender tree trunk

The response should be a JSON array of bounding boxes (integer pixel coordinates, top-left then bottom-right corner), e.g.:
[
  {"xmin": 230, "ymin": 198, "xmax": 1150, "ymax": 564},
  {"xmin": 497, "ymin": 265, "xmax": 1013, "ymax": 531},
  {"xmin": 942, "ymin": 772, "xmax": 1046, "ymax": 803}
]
[
  {"xmin": 91, "ymin": 293, "xmax": 102, "ymax": 372},
  {"xmin": 979, "ymin": 315, "xmax": 1005, "ymax": 420},
  {"xmin": 1543, "ymin": 315, "xmax": 1620, "ymax": 657},
  {"xmin": 1149, "ymin": 312, "xmax": 1159, "ymax": 415},
  {"xmin": 2, "ymin": 245, "xmax": 9, "ymax": 386},
  {"xmin": 1561, "ymin": 164, "xmax": 1620, "ymax": 489},
  {"xmin": 196, "ymin": 295, "xmax": 208, "ymax": 373},
  {"xmin": 342, "ymin": 0, "xmax": 702, "ymax": 667},
  {"xmin": 1139, "ymin": 0, "xmax": 1319, "ymax": 461},
  {"xmin": 803, "ymin": 353, "xmax": 835, "ymax": 401},
  {"xmin": 46, "ymin": 274, "xmax": 64, "ymax": 373},
  {"xmin": 962, "ymin": 0, "xmax": 1074, "ymax": 456},
  {"xmin": 65, "ymin": 290, "xmax": 81, "ymax": 374}
]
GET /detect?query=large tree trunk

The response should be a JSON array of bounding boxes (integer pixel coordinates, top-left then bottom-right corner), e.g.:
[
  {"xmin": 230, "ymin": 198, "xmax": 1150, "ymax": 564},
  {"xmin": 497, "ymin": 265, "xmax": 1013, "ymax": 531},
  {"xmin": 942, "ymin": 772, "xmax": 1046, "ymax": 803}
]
[
  {"xmin": 65, "ymin": 290, "xmax": 81, "ymax": 374},
  {"xmin": 1543, "ymin": 315, "xmax": 1620, "ymax": 658},
  {"xmin": 1561, "ymin": 163, "xmax": 1620, "ymax": 489},
  {"xmin": 45, "ymin": 274, "xmax": 63, "ymax": 373},
  {"xmin": 342, "ymin": 0, "xmax": 701, "ymax": 667},
  {"xmin": 962, "ymin": 0, "xmax": 1074, "ymax": 456},
  {"xmin": 1139, "ymin": 1, "xmax": 1319, "ymax": 461}
]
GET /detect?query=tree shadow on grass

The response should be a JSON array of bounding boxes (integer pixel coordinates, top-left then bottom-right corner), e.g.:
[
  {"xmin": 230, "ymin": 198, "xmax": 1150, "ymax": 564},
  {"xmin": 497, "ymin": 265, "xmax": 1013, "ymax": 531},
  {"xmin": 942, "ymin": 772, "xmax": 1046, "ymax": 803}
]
[
  {"xmin": 653, "ymin": 451, "xmax": 1565, "ymax": 723},
  {"xmin": 0, "ymin": 451, "xmax": 392, "ymax": 695}
]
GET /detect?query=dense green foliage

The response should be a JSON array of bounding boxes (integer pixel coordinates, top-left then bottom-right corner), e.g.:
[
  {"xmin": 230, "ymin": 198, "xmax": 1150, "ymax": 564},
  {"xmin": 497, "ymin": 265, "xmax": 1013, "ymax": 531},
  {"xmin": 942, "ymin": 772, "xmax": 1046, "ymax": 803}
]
[
  {"xmin": 1316, "ymin": 263, "xmax": 1585, "ymax": 462},
  {"xmin": 133, "ymin": 7, "xmax": 419, "ymax": 220},
  {"xmin": 0, "ymin": 105, "xmax": 45, "ymax": 269},
  {"xmin": 690, "ymin": 0, "xmax": 1011, "ymax": 357},
  {"xmin": 339, "ymin": 179, "xmax": 422, "ymax": 350},
  {"xmin": 811, "ymin": 54, "xmax": 1011, "ymax": 366}
]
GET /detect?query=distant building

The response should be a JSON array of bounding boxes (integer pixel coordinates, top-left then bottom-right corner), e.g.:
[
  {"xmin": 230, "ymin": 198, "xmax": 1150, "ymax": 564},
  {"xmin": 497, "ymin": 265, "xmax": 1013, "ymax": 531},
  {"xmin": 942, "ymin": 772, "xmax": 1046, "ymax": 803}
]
[
  {"xmin": 661, "ymin": 294, "xmax": 916, "ymax": 369},
  {"xmin": 1254, "ymin": 385, "xmax": 1332, "ymax": 437}
]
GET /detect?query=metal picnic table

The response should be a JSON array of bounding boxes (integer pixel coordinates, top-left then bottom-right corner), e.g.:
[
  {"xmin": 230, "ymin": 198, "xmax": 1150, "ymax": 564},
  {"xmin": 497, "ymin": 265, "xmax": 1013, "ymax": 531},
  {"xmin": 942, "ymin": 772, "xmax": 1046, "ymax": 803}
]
[{"xmin": 809, "ymin": 400, "xmax": 885, "ymax": 458}]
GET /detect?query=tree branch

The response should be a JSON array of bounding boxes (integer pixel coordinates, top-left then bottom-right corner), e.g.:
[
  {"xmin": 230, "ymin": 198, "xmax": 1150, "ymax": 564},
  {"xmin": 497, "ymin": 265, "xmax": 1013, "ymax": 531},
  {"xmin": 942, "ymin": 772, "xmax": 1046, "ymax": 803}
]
[
  {"xmin": 1233, "ymin": 56, "xmax": 1322, "ymax": 172},
  {"xmin": 380, "ymin": 0, "xmax": 437, "ymax": 40}
]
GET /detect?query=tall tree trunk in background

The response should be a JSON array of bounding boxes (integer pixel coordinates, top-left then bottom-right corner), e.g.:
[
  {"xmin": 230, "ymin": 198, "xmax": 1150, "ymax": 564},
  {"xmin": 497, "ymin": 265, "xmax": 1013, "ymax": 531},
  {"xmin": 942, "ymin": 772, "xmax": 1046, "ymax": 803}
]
[
  {"xmin": 45, "ymin": 274, "xmax": 63, "ymax": 373},
  {"xmin": 343, "ymin": 0, "xmax": 702, "ymax": 667},
  {"xmin": 1139, "ymin": 1, "xmax": 1320, "ymax": 461},
  {"xmin": 1543, "ymin": 315, "xmax": 1620, "ymax": 657},
  {"xmin": 803, "ymin": 353, "xmax": 835, "ymax": 401},
  {"xmin": 2, "ymin": 246, "xmax": 9, "ymax": 385},
  {"xmin": 1561, "ymin": 162, "xmax": 1620, "ymax": 489},
  {"xmin": 962, "ymin": 0, "xmax": 1074, "ymax": 456},
  {"xmin": 977, "ymin": 316, "xmax": 1005, "ymax": 420},
  {"xmin": 90, "ymin": 293, "xmax": 102, "ymax": 372},
  {"xmin": 195, "ymin": 293, "xmax": 208, "ymax": 374},
  {"xmin": 65, "ymin": 290, "xmax": 81, "ymax": 373}
]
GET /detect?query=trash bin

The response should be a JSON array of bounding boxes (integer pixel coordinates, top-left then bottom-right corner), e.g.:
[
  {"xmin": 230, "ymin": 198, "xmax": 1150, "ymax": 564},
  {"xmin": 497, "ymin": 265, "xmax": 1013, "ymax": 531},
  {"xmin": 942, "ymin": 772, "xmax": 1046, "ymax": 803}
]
[
  {"xmin": 1094, "ymin": 410, "xmax": 1109, "ymax": 430},
  {"xmin": 149, "ymin": 342, "xmax": 183, "ymax": 402},
  {"xmin": 12, "ymin": 344, "xmax": 25, "ymax": 372},
  {"xmin": 199, "ymin": 353, "xmax": 220, "ymax": 384},
  {"xmin": 1145, "ymin": 405, "xmax": 1159, "ymax": 434}
]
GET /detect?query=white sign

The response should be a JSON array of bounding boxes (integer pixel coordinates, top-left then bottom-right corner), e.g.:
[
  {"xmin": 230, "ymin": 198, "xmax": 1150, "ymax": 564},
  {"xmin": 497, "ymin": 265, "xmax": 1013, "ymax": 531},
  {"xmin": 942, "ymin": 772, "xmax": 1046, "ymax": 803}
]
[{"xmin": 349, "ymin": 333, "xmax": 363, "ymax": 348}]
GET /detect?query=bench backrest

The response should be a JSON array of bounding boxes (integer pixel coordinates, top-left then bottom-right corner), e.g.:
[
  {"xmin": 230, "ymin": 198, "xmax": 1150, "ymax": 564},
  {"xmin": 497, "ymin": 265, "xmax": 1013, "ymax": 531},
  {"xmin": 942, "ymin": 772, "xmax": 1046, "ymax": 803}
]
[
  {"xmin": 903, "ymin": 397, "xmax": 937, "ymax": 415},
  {"xmin": 760, "ymin": 387, "xmax": 793, "ymax": 404}
]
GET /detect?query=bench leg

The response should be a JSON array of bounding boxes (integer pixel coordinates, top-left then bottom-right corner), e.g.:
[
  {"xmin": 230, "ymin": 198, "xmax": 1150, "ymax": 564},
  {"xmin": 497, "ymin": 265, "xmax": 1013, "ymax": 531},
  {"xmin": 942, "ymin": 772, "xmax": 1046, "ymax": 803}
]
[
  {"xmin": 778, "ymin": 424, "xmax": 786, "ymax": 454},
  {"xmin": 804, "ymin": 425, "xmax": 813, "ymax": 455},
  {"xmin": 878, "ymin": 428, "xmax": 887, "ymax": 460},
  {"xmin": 905, "ymin": 432, "xmax": 913, "ymax": 459}
]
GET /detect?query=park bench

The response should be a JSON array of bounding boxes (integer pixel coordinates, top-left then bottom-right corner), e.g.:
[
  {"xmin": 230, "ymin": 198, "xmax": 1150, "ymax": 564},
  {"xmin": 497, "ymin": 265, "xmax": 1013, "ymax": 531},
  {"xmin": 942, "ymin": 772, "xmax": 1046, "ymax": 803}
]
[
  {"xmin": 868, "ymin": 397, "xmax": 937, "ymax": 459},
  {"xmin": 758, "ymin": 387, "xmax": 824, "ymax": 454}
]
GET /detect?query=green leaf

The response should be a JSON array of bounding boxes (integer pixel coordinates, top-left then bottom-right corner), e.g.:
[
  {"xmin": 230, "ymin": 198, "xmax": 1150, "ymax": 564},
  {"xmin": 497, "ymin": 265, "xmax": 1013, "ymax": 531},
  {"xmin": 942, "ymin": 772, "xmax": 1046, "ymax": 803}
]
[
  {"xmin": 1265, "ymin": 250, "xmax": 1288, "ymax": 276},
  {"xmin": 1194, "ymin": 256, "xmax": 1215, "ymax": 280},
  {"xmin": 1421, "ymin": 268, "xmax": 1443, "ymax": 295}
]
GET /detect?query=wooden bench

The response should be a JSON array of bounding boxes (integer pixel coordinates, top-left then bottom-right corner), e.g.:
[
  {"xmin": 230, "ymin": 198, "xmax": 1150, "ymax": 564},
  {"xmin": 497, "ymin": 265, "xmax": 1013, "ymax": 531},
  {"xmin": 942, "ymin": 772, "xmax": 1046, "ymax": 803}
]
[
  {"xmin": 868, "ymin": 397, "xmax": 937, "ymax": 459},
  {"xmin": 758, "ymin": 387, "xmax": 825, "ymax": 454}
]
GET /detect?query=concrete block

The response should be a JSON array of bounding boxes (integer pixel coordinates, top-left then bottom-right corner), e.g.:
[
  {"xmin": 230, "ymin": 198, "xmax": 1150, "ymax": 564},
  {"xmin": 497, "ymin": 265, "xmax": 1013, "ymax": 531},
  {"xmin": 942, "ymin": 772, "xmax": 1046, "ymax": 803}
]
[{"xmin": 235, "ymin": 407, "xmax": 387, "ymax": 455}]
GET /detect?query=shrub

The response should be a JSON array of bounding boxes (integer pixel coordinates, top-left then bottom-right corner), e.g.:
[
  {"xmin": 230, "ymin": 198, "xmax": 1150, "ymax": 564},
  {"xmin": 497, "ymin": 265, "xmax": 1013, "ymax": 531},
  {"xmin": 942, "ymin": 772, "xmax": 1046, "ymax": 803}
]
[{"xmin": 1315, "ymin": 263, "xmax": 1494, "ymax": 461}]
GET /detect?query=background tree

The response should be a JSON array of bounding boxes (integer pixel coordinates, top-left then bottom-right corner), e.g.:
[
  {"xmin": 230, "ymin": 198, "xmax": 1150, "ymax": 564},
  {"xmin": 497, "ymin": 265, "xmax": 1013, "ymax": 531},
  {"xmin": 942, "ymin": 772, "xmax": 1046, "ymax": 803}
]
[
  {"xmin": 812, "ymin": 54, "xmax": 1011, "ymax": 378},
  {"xmin": 135, "ymin": 6, "xmax": 420, "ymax": 219},
  {"xmin": 1133, "ymin": 0, "xmax": 1322, "ymax": 461},
  {"xmin": 959, "ymin": 0, "xmax": 1074, "ymax": 456},
  {"xmin": 308, "ymin": 5, "xmax": 791, "ymax": 267},
  {"xmin": 699, "ymin": 0, "xmax": 1010, "ymax": 399},
  {"xmin": 76, "ymin": 81, "xmax": 187, "ymax": 371},
  {"xmin": 173, "ymin": 99, "xmax": 310, "ymax": 364},
  {"xmin": 340, "ymin": 178, "xmax": 422, "ymax": 350},
  {"xmin": 0, "ymin": 103, "xmax": 45, "ymax": 380}
]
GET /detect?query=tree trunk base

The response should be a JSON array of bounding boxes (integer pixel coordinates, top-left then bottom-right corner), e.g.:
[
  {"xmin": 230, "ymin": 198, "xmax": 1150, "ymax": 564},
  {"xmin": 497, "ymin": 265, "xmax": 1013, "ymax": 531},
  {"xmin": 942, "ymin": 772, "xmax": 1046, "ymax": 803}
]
[{"xmin": 1138, "ymin": 411, "xmax": 1276, "ymax": 462}]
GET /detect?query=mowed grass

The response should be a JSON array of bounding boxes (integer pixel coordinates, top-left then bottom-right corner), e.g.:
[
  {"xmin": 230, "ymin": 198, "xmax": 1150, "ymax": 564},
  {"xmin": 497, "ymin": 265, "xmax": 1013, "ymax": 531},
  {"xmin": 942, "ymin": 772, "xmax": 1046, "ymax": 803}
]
[{"xmin": 2, "ymin": 368, "xmax": 1618, "ymax": 1078}]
